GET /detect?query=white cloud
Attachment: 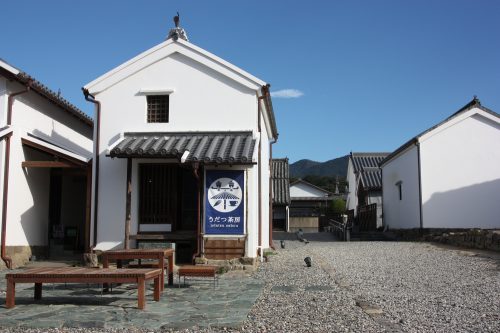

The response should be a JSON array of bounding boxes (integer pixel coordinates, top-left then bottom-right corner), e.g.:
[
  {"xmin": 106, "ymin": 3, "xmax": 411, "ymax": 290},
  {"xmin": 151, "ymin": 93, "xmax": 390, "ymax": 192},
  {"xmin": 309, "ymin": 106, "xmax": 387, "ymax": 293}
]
[{"xmin": 270, "ymin": 89, "xmax": 304, "ymax": 99}]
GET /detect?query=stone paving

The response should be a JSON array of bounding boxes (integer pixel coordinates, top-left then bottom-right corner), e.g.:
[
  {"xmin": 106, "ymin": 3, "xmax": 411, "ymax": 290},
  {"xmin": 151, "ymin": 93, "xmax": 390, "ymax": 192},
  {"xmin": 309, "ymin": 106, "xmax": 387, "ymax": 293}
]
[{"xmin": 0, "ymin": 268, "xmax": 263, "ymax": 330}]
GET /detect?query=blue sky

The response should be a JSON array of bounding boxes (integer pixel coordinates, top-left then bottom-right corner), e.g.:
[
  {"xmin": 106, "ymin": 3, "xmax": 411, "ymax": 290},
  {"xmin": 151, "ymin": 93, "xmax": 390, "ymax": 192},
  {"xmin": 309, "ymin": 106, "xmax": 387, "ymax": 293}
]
[{"xmin": 2, "ymin": 1, "xmax": 499, "ymax": 163}]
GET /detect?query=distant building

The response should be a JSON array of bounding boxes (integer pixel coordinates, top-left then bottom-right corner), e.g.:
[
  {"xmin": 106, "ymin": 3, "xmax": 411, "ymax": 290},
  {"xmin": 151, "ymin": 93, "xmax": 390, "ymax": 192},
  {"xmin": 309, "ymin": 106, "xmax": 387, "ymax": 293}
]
[
  {"xmin": 289, "ymin": 179, "xmax": 332, "ymax": 232},
  {"xmin": 346, "ymin": 152, "xmax": 388, "ymax": 228},
  {"xmin": 0, "ymin": 59, "xmax": 93, "ymax": 268},
  {"xmin": 271, "ymin": 158, "xmax": 291, "ymax": 231},
  {"xmin": 380, "ymin": 98, "xmax": 500, "ymax": 230}
]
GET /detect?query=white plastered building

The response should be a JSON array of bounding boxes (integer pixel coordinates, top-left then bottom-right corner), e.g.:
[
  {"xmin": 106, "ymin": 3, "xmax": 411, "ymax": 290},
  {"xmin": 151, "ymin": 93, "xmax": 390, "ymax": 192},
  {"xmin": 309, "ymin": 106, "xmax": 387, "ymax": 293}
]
[
  {"xmin": 381, "ymin": 98, "xmax": 500, "ymax": 230},
  {"xmin": 83, "ymin": 24, "xmax": 278, "ymax": 262},
  {"xmin": 0, "ymin": 59, "xmax": 93, "ymax": 268}
]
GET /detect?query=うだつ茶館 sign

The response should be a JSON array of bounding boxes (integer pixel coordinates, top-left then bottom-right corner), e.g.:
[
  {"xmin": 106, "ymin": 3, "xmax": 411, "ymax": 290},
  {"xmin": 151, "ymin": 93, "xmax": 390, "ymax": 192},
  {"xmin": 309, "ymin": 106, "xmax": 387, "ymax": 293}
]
[{"xmin": 205, "ymin": 170, "xmax": 244, "ymax": 234}]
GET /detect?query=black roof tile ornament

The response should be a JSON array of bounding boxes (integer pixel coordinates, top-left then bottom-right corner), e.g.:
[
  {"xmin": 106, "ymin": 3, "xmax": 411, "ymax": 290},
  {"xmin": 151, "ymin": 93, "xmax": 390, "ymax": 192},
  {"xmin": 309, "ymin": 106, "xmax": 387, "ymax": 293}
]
[{"xmin": 167, "ymin": 12, "xmax": 189, "ymax": 41}]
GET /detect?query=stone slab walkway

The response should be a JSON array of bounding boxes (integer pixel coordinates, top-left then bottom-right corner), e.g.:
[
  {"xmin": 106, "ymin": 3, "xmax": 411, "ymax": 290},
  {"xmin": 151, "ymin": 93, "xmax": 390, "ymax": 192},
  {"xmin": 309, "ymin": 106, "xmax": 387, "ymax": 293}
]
[{"xmin": 0, "ymin": 269, "xmax": 263, "ymax": 330}]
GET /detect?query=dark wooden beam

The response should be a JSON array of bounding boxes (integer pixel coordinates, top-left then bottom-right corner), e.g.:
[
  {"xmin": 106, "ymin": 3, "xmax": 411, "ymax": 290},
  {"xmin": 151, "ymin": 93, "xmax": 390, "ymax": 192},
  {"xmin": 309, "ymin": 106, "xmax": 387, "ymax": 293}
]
[
  {"xmin": 22, "ymin": 161, "xmax": 78, "ymax": 168},
  {"xmin": 21, "ymin": 138, "xmax": 87, "ymax": 167},
  {"xmin": 124, "ymin": 158, "xmax": 132, "ymax": 249}
]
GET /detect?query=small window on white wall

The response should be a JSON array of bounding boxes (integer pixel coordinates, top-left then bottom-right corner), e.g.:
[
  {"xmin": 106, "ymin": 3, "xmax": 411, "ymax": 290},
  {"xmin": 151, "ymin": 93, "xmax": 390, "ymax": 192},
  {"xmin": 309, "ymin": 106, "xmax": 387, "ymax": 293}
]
[
  {"xmin": 147, "ymin": 95, "xmax": 169, "ymax": 123},
  {"xmin": 395, "ymin": 181, "xmax": 402, "ymax": 200}
]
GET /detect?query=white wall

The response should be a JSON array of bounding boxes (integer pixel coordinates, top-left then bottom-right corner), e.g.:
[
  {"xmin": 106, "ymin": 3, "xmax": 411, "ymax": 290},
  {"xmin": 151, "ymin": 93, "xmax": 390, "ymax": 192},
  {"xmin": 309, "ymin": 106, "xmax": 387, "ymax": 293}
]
[
  {"xmin": 3, "ymin": 81, "xmax": 92, "ymax": 247},
  {"xmin": 7, "ymin": 140, "xmax": 50, "ymax": 246},
  {"xmin": 420, "ymin": 111, "xmax": 500, "ymax": 229},
  {"xmin": 290, "ymin": 182, "xmax": 329, "ymax": 198},
  {"xmin": 0, "ymin": 78, "xmax": 7, "ymax": 244},
  {"xmin": 96, "ymin": 53, "xmax": 257, "ymax": 144},
  {"xmin": 346, "ymin": 159, "xmax": 357, "ymax": 213},
  {"xmin": 0, "ymin": 78, "xmax": 6, "ymax": 125},
  {"xmin": 381, "ymin": 145, "xmax": 421, "ymax": 229},
  {"xmin": 92, "ymin": 48, "xmax": 269, "ymax": 257}
]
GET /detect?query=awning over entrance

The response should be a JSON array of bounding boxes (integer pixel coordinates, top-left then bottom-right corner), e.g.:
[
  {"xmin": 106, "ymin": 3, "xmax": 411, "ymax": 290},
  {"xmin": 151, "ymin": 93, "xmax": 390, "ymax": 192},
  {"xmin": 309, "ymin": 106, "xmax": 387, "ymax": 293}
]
[
  {"xmin": 109, "ymin": 131, "xmax": 257, "ymax": 164},
  {"xmin": 0, "ymin": 126, "xmax": 13, "ymax": 140},
  {"xmin": 21, "ymin": 134, "xmax": 91, "ymax": 167}
]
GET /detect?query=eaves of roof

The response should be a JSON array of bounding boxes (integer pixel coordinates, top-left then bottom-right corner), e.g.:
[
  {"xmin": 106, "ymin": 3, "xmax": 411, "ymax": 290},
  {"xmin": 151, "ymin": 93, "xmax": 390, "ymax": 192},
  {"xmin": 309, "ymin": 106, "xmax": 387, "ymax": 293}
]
[
  {"xmin": 84, "ymin": 38, "xmax": 266, "ymax": 93},
  {"xmin": 380, "ymin": 97, "xmax": 500, "ymax": 167},
  {"xmin": 359, "ymin": 169, "xmax": 383, "ymax": 190},
  {"xmin": 0, "ymin": 62, "xmax": 93, "ymax": 128},
  {"xmin": 109, "ymin": 131, "xmax": 256, "ymax": 165},
  {"xmin": 290, "ymin": 179, "xmax": 333, "ymax": 196},
  {"xmin": 350, "ymin": 152, "xmax": 389, "ymax": 173}
]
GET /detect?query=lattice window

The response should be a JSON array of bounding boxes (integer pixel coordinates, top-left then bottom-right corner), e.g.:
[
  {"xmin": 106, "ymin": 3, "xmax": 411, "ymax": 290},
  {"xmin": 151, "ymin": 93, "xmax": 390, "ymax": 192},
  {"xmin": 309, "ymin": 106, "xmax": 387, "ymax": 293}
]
[
  {"xmin": 147, "ymin": 95, "xmax": 169, "ymax": 123},
  {"xmin": 139, "ymin": 164, "xmax": 178, "ymax": 225}
]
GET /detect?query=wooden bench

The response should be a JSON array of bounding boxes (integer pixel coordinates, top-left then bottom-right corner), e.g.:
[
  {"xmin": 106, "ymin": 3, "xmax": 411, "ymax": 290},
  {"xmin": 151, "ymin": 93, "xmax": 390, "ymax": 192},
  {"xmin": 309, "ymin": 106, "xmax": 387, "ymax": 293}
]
[
  {"xmin": 178, "ymin": 265, "xmax": 218, "ymax": 288},
  {"xmin": 102, "ymin": 248, "xmax": 175, "ymax": 290},
  {"xmin": 5, "ymin": 267, "xmax": 161, "ymax": 310}
]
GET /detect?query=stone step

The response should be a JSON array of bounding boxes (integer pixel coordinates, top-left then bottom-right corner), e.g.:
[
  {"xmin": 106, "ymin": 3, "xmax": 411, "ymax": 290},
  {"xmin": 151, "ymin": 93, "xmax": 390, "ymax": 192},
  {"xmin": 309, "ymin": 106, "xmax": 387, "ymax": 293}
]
[{"xmin": 350, "ymin": 232, "xmax": 396, "ymax": 242}]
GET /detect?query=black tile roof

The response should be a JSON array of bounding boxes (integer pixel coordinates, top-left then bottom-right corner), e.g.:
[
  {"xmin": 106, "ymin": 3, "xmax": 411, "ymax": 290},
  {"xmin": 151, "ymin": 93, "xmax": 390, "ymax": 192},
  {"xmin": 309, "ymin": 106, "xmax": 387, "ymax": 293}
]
[
  {"xmin": 0, "ymin": 60, "xmax": 93, "ymax": 127},
  {"xmin": 350, "ymin": 153, "xmax": 389, "ymax": 191},
  {"xmin": 16, "ymin": 72, "xmax": 94, "ymax": 127},
  {"xmin": 360, "ymin": 168, "xmax": 383, "ymax": 190},
  {"xmin": 109, "ymin": 132, "xmax": 256, "ymax": 165},
  {"xmin": 271, "ymin": 158, "xmax": 290, "ymax": 205},
  {"xmin": 351, "ymin": 153, "xmax": 389, "ymax": 173}
]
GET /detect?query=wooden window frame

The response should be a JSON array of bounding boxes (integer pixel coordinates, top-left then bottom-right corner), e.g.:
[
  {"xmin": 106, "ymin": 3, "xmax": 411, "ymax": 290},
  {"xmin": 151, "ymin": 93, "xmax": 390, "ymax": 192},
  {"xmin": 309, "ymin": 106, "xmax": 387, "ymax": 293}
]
[{"xmin": 146, "ymin": 95, "xmax": 169, "ymax": 123}]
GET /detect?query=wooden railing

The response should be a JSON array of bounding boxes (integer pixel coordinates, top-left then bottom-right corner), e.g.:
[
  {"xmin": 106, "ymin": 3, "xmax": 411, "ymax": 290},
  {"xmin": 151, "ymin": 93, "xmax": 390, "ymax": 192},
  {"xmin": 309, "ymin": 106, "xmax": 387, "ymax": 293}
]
[
  {"xmin": 358, "ymin": 203, "xmax": 377, "ymax": 231},
  {"xmin": 328, "ymin": 217, "xmax": 351, "ymax": 241}
]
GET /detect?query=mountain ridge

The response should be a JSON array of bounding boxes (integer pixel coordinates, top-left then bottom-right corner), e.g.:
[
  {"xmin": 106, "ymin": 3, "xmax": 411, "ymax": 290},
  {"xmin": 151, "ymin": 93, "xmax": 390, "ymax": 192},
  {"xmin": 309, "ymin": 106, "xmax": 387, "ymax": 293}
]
[{"xmin": 289, "ymin": 155, "xmax": 349, "ymax": 178}]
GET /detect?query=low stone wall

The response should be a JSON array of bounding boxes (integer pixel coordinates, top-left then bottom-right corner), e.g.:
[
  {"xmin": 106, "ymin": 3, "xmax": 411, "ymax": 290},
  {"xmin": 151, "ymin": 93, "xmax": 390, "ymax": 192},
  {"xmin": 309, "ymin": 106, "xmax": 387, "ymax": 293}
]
[
  {"xmin": 0, "ymin": 246, "xmax": 47, "ymax": 269},
  {"xmin": 289, "ymin": 217, "xmax": 319, "ymax": 233},
  {"xmin": 392, "ymin": 228, "xmax": 500, "ymax": 252}
]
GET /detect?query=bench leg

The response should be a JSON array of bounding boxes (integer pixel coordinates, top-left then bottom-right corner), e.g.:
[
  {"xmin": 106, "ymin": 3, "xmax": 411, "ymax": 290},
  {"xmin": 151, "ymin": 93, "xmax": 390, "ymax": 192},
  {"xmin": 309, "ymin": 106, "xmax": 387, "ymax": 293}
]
[
  {"xmin": 159, "ymin": 257, "xmax": 165, "ymax": 291},
  {"xmin": 138, "ymin": 278, "xmax": 145, "ymax": 310},
  {"xmin": 34, "ymin": 283, "xmax": 42, "ymax": 300},
  {"xmin": 153, "ymin": 276, "xmax": 160, "ymax": 301},
  {"xmin": 168, "ymin": 255, "xmax": 174, "ymax": 286},
  {"xmin": 6, "ymin": 278, "xmax": 15, "ymax": 309}
]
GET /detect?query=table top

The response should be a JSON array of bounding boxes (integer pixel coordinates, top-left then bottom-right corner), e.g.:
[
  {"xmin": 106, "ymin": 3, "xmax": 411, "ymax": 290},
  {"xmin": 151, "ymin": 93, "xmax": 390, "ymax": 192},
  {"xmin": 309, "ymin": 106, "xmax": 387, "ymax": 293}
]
[
  {"xmin": 6, "ymin": 267, "xmax": 162, "ymax": 278},
  {"xmin": 102, "ymin": 248, "xmax": 174, "ymax": 256}
]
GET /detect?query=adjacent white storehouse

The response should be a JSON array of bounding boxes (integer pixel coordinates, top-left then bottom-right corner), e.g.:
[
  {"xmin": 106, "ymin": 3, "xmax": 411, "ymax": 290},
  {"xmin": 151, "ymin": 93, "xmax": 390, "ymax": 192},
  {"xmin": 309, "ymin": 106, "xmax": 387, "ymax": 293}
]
[
  {"xmin": 0, "ymin": 59, "xmax": 93, "ymax": 268},
  {"xmin": 381, "ymin": 98, "xmax": 500, "ymax": 230},
  {"xmin": 83, "ymin": 21, "xmax": 278, "ymax": 262},
  {"xmin": 346, "ymin": 152, "xmax": 388, "ymax": 228}
]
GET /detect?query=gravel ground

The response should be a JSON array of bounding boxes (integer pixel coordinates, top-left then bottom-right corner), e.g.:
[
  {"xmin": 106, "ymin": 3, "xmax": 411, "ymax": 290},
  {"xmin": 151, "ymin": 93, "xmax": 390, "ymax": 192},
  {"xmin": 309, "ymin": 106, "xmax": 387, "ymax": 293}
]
[{"xmin": 1, "ymin": 241, "xmax": 499, "ymax": 333}]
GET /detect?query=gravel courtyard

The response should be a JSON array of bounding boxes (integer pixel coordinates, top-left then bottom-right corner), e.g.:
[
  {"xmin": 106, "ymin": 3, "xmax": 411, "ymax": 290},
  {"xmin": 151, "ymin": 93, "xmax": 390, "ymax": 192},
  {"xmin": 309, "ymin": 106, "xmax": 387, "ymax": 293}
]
[
  {"xmin": 1, "ymin": 241, "xmax": 499, "ymax": 333},
  {"xmin": 242, "ymin": 241, "xmax": 500, "ymax": 333}
]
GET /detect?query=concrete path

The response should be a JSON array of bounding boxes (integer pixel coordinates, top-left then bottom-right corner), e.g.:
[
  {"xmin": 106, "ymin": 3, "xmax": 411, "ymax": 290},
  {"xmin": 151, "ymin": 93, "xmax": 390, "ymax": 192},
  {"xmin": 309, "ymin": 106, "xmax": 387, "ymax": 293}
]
[{"xmin": 0, "ymin": 268, "xmax": 262, "ymax": 330}]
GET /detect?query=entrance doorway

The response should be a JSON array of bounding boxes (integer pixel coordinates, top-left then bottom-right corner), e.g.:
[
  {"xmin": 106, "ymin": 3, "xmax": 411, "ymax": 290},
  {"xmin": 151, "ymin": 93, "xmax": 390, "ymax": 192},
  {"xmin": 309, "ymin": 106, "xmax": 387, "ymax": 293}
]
[
  {"xmin": 48, "ymin": 168, "xmax": 88, "ymax": 258},
  {"xmin": 138, "ymin": 164, "xmax": 198, "ymax": 263},
  {"xmin": 21, "ymin": 138, "xmax": 91, "ymax": 261}
]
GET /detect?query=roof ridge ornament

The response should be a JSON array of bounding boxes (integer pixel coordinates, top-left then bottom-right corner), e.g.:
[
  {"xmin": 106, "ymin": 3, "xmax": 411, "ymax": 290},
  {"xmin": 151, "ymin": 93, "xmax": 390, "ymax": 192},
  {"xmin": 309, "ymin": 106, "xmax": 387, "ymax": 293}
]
[
  {"xmin": 472, "ymin": 95, "xmax": 481, "ymax": 106},
  {"xmin": 167, "ymin": 12, "xmax": 189, "ymax": 42}
]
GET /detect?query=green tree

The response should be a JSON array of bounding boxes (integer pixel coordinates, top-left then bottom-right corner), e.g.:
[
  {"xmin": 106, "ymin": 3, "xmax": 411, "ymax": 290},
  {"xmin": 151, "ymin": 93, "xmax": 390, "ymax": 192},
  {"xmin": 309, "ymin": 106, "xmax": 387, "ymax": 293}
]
[{"xmin": 330, "ymin": 198, "xmax": 346, "ymax": 214}]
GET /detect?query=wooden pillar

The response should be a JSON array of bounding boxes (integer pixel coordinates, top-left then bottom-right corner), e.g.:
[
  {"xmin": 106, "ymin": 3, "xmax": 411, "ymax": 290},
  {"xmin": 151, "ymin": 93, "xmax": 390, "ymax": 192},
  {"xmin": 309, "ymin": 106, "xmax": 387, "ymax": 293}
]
[{"xmin": 124, "ymin": 158, "xmax": 132, "ymax": 249}]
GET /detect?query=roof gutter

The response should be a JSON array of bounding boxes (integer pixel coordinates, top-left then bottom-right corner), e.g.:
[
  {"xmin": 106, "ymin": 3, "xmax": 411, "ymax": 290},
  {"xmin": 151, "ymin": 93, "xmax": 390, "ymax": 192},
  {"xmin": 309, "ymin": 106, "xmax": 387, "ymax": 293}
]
[
  {"xmin": 268, "ymin": 138, "xmax": 276, "ymax": 250},
  {"xmin": 416, "ymin": 141, "xmax": 424, "ymax": 230},
  {"xmin": 2, "ymin": 83, "xmax": 31, "ymax": 269},
  {"xmin": 259, "ymin": 85, "xmax": 278, "ymax": 251},
  {"xmin": 260, "ymin": 84, "xmax": 278, "ymax": 141},
  {"xmin": 82, "ymin": 88, "xmax": 100, "ymax": 248}
]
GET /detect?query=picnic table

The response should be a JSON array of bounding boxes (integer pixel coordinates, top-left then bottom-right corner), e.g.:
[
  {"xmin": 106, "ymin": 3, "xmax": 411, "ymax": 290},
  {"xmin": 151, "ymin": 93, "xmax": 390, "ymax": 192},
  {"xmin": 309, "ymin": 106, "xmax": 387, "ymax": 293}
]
[
  {"xmin": 101, "ymin": 248, "xmax": 174, "ymax": 290},
  {"xmin": 5, "ymin": 267, "xmax": 161, "ymax": 310}
]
